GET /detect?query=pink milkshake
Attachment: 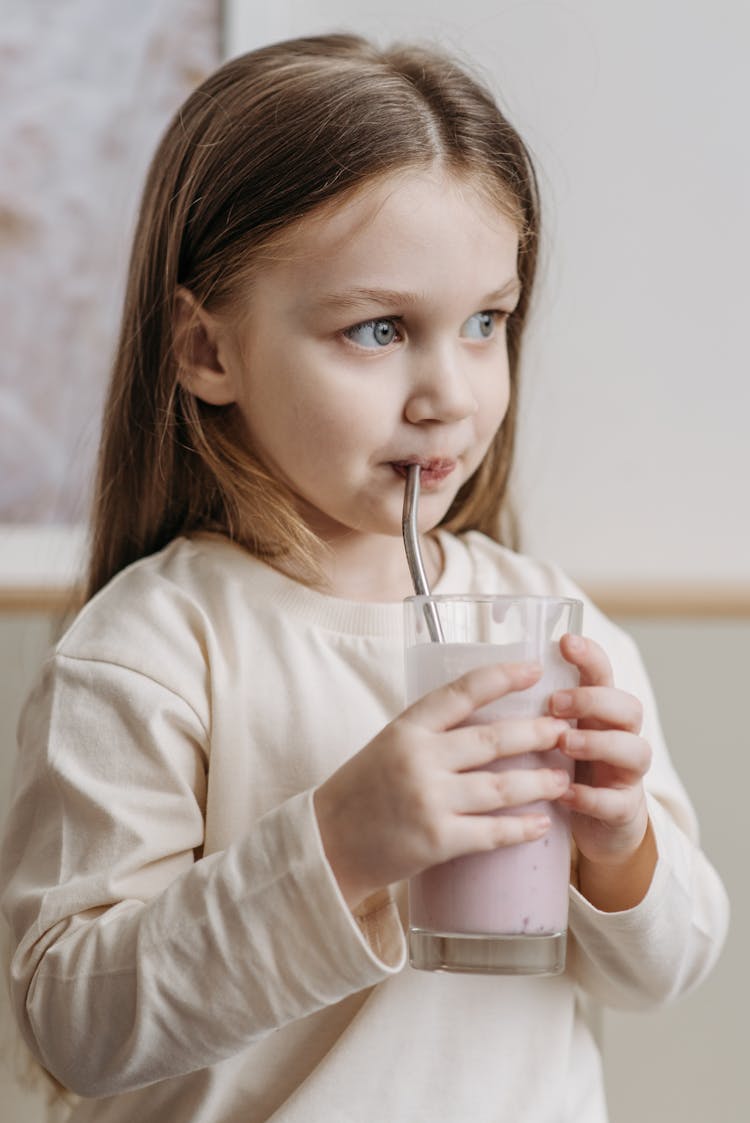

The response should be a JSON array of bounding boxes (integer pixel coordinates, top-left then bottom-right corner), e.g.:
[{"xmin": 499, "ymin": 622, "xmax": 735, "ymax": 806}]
[{"xmin": 404, "ymin": 596, "xmax": 582, "ymax": 975}]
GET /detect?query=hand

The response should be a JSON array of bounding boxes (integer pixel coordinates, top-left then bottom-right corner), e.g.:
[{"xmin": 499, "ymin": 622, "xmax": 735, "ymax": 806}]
[
  {"xmin": 550, "ymin": 634, "xmax": 656, "ymax": 909},
  {"xmin": 314, "ymin": 662, "xmax": 571, "ymax": 910}
]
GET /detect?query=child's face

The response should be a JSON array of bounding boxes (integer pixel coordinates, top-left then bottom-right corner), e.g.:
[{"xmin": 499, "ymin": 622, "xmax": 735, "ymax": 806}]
[{"xmin": 218, "ymin": 169, "xmax": 520, "ymax": 543}]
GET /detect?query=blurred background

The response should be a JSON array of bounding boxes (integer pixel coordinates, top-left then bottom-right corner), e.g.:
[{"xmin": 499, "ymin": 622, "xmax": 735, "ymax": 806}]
[{"xmin": 1, "ymin": 1, "xmax": 747, "ymax": 1119}]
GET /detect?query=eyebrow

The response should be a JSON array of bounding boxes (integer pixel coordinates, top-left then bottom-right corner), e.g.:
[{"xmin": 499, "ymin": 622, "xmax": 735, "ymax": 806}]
[{"xmin": 310, "ymin": 277, "xmax": 522, "ymax": 313}]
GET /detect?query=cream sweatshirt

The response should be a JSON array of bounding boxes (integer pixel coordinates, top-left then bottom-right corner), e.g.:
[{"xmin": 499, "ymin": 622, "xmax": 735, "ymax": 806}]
[{"xmin": 0, "ymin": 531, "xmax": 729, "ymax": 1122}]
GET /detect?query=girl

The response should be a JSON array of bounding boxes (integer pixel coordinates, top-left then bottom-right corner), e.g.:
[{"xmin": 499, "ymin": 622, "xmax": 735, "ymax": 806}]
[{"xmin": 0, "ymin": 33, "xmax": 728, "ymax": 1123}]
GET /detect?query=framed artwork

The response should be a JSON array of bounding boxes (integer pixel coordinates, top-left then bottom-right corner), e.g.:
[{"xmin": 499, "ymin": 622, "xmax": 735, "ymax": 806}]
[
  {"xmin": 0, "ymin": 0, "xmax": 221, "ymax": 606},
  {"xmin": 0, "ymin": 0, "xmax": 221, "ymax": 528}
]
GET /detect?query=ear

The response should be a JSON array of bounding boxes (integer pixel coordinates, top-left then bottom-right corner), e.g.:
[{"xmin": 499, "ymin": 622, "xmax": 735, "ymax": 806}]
[{"xmin": 173, "ymin": 287, "xmax": 237, "ymax": 406}]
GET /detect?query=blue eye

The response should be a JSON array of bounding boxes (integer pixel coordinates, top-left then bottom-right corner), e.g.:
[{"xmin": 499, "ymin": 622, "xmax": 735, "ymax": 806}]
[
  {"xmin": 344, "ymin": 319, "xmax": 400, "ymax": 348},
  {"xmin": 461, "ymin": 311, "xmax": 501, "ymax": 339}
]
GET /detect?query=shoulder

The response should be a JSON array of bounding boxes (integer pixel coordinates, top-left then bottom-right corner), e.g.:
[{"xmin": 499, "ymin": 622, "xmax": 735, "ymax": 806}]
[{"xmin": 54, "ymin": 535, "xmax": 256, "ymax": 691}]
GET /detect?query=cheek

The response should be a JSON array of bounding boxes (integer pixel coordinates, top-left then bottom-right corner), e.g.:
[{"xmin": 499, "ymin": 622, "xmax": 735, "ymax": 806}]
[
  {"xmin": 306, "ymin": 383, "xmax": 396, "ymax": 445},
  {"xmin": 477, "ymin": 367, "xmax": 511, "ymax": 431},
  {"xmin": 295, "ymin": 398, "xmax": 363, "ymax": 451}
]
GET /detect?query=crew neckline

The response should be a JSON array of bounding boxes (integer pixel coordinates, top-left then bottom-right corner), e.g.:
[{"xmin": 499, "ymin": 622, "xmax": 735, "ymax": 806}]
[{"xmin": 192, "ymin": 530, "xmax": 474, "ymax": 638}]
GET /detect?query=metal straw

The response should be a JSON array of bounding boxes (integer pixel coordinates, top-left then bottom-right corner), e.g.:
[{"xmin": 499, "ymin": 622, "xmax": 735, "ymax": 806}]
[{"xmin": 402, "ymin": 464, "xmax": 445, "ymax": 642}]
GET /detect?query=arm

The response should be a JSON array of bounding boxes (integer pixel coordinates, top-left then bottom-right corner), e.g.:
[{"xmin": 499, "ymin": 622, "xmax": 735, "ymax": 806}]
[
  {"xmin": 568, "ymin": 794, "xmax": 728, "ymax": 1010},
  {"xmin": 1, "ymin": 655, "xmax": 404, "ymax": 1097},
  {"xmin": 551, "ymin": 624, "xmax": 729, "ymax": 1009}
]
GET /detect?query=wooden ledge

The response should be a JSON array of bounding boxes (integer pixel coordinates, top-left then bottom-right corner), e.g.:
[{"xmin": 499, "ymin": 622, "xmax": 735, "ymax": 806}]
[
  {"xmin": 0, "ymin": 586, "xmax": 84, "ymax": 614},
  {"xmin": 0, "ymin": 582, "xmax": 749, "ymax": 619},
  {"xmin": 582, "ymin": 584, "xmax": 750, "ymax": 619}
]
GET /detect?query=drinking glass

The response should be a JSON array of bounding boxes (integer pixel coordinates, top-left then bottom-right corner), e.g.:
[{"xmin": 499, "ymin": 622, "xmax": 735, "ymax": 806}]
[{"xmin": 405, "ymin": 594, "xmax": 583, "ymax": 975}]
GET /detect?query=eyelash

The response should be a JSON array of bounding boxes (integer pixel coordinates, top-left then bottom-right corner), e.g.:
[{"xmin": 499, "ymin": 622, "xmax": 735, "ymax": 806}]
[
  {"xmin": 342, "ymin": 318, "xmax": 404, "ymax": 348},
  {"xmin": 341, "ymin": 310, "xmax": 511, "ymax": 350}
]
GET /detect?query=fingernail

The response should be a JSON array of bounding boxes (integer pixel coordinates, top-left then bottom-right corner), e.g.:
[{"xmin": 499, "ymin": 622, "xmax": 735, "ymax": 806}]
[
  {"xmin": 563, "ymin": 731, "xmax": 584, "ymax": 753},
  {"xmin": 531, "ymin": 814, "xmax": 551, "ymax": 832},
  {"xmin": 552, "ymin": 691, "xmax": 573, "ymax": 715},
  {"xmin": 566, "ymin": 635, "xmax": 583, "ymax": 653}
]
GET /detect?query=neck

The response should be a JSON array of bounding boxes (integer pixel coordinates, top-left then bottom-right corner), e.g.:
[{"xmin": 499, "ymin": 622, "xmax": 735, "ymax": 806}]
[{"xmin": 316, "ymin": 531, "xmax": 443, "ymax": 603}]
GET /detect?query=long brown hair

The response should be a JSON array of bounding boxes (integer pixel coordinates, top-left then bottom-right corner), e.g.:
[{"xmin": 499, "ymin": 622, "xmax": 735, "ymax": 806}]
[{"xmin": 86, "ymin": 33, "xmax": 540, "ymax": 599}]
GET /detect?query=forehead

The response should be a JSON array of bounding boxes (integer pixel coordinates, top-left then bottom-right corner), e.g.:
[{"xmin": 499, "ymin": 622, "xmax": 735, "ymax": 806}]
[{"xmin": 253, "ymin": 169, "xmax": 520, "ymax": 297}]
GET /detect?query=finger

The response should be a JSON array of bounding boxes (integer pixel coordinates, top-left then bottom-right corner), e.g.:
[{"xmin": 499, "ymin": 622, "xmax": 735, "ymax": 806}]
[
  {"xmin": 445, "ymin": 716, "xmax": 569, "ymax": 770},
  {"xmin": 560, "ymin": 782, "xmax": 644, "ymax": 827},
  {"xmin": 559, "ymin": 634, "xmax": 614, "ymax": 687},
  {"xmin": 548, "ymin": 685, "xmax": 643, "ymax": 733},
  {"xmin": 406, "ymin": 661, "xmax": 542, "ymax": 733},
  {"xmin": 560, "ymin": 729, "xmax": 652, "ymax": 776},
  {"xmin": 450, "ymin": 810, "xmax": 552, "ymax": 854},
  {"xmin": 453, "ymin": 766, "xmax": 570, "ymax": 814}
]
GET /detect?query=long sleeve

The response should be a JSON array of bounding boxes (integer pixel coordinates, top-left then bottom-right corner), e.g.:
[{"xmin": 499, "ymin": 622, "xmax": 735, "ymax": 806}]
[
  {"xmin": 1, "ymin": 654, "xmax": 405, "ymax": 1098},
  {"xmin": 565, "ymin": 609, "xmax": 729, "ymax": 1009},
  {"xmin": 569, "ymin": 795, "xmax": 728, "ymax": 1009}
]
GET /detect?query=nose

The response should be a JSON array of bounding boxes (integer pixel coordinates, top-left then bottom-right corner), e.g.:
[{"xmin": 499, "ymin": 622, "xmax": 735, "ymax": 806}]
[{"xmin": 403, "ymin": 345, "xmax": 479, "ymax": 425}]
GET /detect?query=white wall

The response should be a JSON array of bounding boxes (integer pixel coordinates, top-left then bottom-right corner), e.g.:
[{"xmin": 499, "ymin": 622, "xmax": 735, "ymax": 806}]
[
  {"xmin": 225, "ymin": 0, "xmax": 750, "ymax": 586},
  {"xmin": 0, "ymin": 615, "xmax": 60, "ymax": 1122},
  {"xmin": 601, "ymin": 619, "xmax": 746, "ymax": 1123}
]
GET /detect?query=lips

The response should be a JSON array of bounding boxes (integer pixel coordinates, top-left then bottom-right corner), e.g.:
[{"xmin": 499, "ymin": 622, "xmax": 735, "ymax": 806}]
[{"xmin": 390, "ymin": 457, "xmax": 457, "ymax": 485}]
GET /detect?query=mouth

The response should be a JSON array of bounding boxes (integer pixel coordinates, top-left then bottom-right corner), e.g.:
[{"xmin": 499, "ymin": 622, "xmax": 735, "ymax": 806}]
[{"xmin": 390, "ymin": 457, "xmax": 457, "ymax": 487}]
